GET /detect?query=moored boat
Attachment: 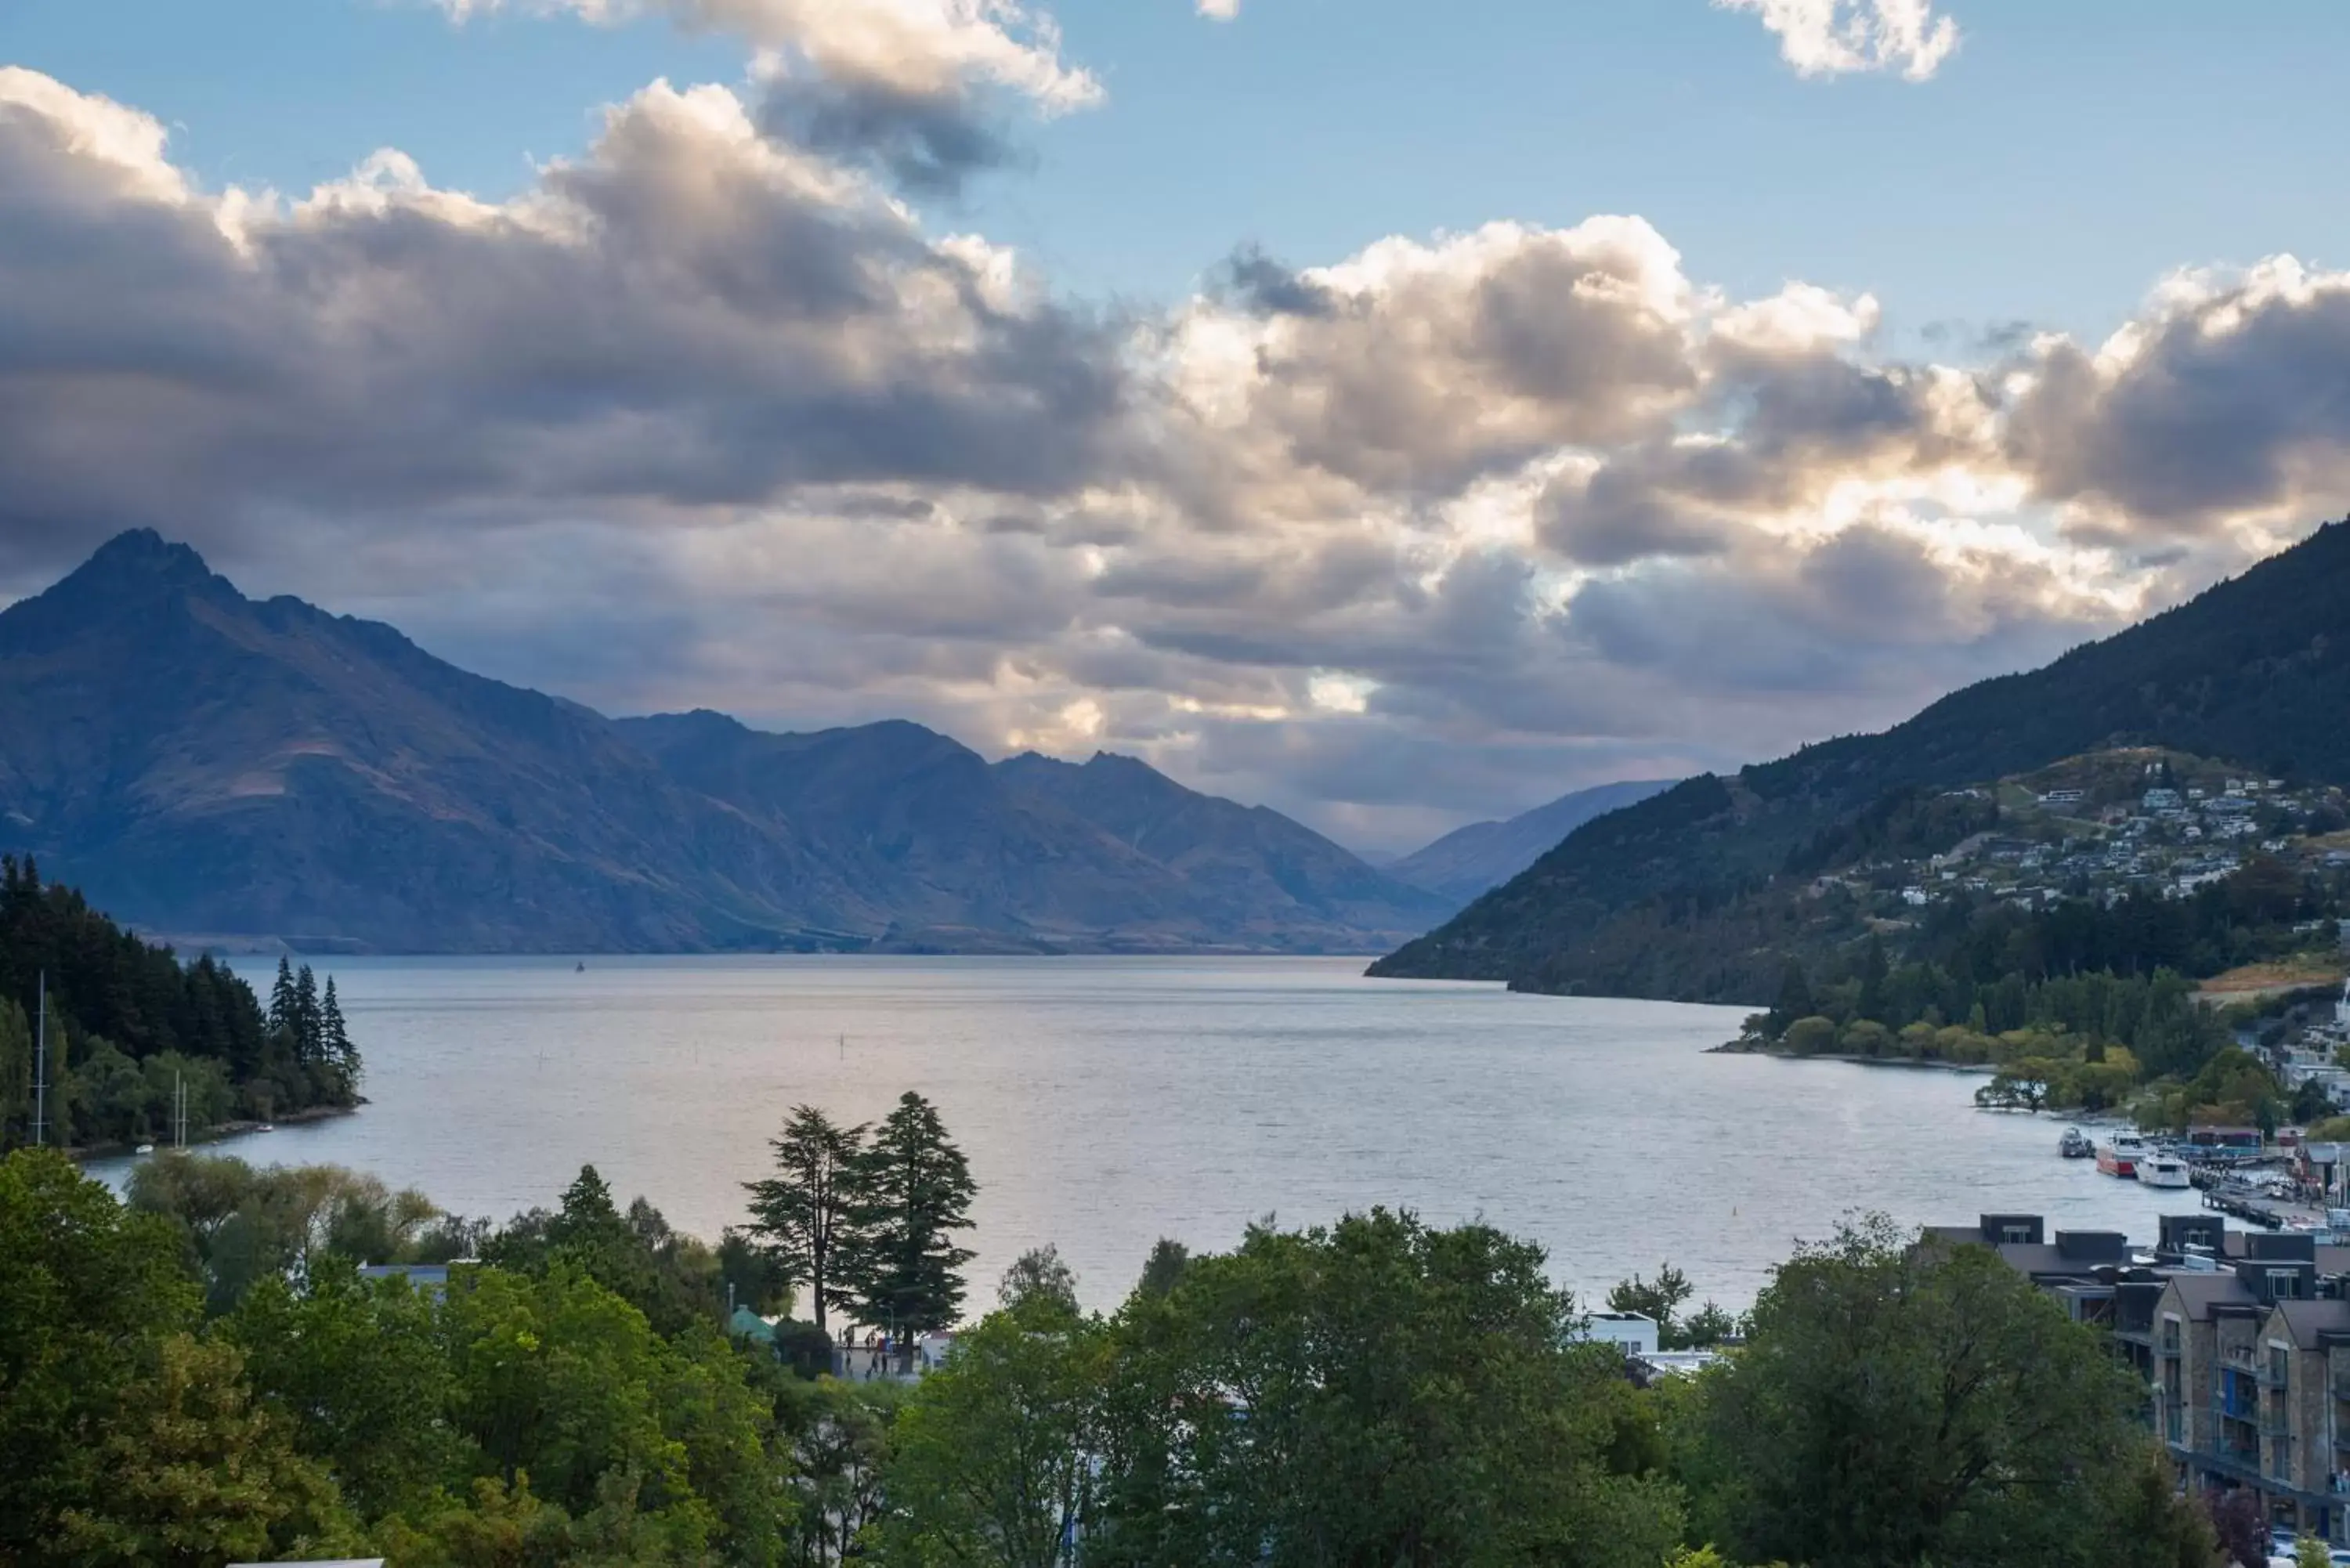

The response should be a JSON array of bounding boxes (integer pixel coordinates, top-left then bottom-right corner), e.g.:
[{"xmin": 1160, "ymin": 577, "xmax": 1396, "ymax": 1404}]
[
  {"xmin": 2059, "ymin": 1126, "xmax": 2095, "ymax": 1159},
  {"xmin": 2140, "ymin": 1153, "xmax": 2191, "ymax": 1187},
  {"xmin": 2097, "ymin": 1134, "xmax": 2149, "ymax": 1179}
]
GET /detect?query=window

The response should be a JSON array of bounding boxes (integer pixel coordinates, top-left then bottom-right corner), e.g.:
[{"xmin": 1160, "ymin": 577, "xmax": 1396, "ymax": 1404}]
[
  {"xmin": 2000, "ymin": 1223, "xmax": 2033, "ymax": 1244},
  {"xmin": 2161, "ymin": 1316, "xmax": 2182, "ymax": 1354},
  {"xmin": 2273, "ymin": 1345, "xmax": 2292, "ymax": 1388}
]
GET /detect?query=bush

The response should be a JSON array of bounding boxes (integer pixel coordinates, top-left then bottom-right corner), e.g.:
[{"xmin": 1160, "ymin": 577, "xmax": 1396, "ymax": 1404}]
[
  {"xmin": 771, "ymin": 1319, "xmax": 837, "ymax": 1380},
  {"xmin": 1782, "ymin": 1016, "xmax": 1838, "ymax": 1056}
]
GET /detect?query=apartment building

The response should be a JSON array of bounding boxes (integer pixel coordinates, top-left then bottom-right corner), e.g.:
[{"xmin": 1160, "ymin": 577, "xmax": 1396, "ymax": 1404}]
[{"xmin": 1936, "ymin": 1211, "xmax": 2350, "ymax": 1541}]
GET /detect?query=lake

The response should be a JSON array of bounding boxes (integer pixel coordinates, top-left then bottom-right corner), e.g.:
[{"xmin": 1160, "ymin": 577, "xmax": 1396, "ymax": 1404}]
[{"xmin": 89, "ymin": 956, "xmax": 2196, "ymax": 1313}]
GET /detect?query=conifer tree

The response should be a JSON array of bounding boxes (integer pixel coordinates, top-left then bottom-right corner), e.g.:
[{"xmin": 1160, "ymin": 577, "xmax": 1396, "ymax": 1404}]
[
  {"xmin": 843, "ymin": 1092, "xmax": 976, "ymax": 1343},
  {"xmin": 743, "ymin": 1105, "xmax": 867, "ymax": 1334},
  {"xmin": 293, "ymin": 966, "xmax": 322, "ymax": 1064},
  {"xmin": 269, "ymin": 958, "xmax": 297, "ymax": 1043},
  {"xmin": 319, "ymin": 979, "xmax": 357, "ymax": 1093}
]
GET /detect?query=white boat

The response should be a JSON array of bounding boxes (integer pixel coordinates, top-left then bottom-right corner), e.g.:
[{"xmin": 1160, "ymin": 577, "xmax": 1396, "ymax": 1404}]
[
  {"xmin": 2140, "ymin": 1153, "xmax": 2191, "ymax": 1187},
  {"xmin": 133, "ymin": 1142, "xmax": 155, "ymax": 1155},
  {"xmin": 2098, "ymin": 1134, "xmax": 2149, "ymax": 1179}
]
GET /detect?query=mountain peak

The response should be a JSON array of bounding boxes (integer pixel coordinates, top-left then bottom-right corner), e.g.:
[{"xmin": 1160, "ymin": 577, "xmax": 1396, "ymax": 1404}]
[
  {"xmin": 82, "ymin": 529, "xmax": 220, "ymax": 584},
  {"xmin": 49, "ymin": 530, "xmax": 237, "ymax": 611}
]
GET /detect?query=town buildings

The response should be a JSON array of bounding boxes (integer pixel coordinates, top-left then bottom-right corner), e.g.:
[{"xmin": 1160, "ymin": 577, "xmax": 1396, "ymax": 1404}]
[{"xmin": 1932, "ymin": 1210, "xmax": 2350, "ymax": 1541}]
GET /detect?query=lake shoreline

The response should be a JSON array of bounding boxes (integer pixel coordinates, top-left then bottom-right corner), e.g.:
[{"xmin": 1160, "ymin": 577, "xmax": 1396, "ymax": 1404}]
[
  {"xmin": 67, "ymin": 1100, "xmax": 362, "ymax": 1164},
  {"xmin": 1706, "ymin": 1040, "xmax": 1997, "ymax": 1075}
]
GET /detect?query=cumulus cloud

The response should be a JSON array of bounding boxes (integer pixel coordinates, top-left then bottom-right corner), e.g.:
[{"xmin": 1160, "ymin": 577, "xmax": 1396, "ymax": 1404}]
[
  {"xmin": 1717, "ymin": 0, "xmax": 1961, "ymax": 81},
  {"xmin": 0, "ymin": 68, "xmax": 1123, "ymax": 547},
  {"xmin": 1198, "ymin": 0, "xmax": 1242, "ymax": 18},
  {"xmin": 2, "ymin": 63, "xmax": 2330, "ymax": 852},
  {"xmin": 2005, "ymin": 256, "xmax": 2350, "ymax": 549},
  {"xmin": 439, "ymin": 0, "xmax": 1099, "ymax": 190}
]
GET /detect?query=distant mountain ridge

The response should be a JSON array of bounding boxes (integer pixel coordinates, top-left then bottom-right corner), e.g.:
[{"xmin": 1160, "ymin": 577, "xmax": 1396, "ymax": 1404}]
[
  {"xmin": 0, "ymin": 532, "xmax": 1449, "ymax": 955},
  {"xmin": 1386, "ymin": 779, "xmax": 1676, "ymax": 905},
  {"xmin": 1374, "ymin": 518, "xmax": 2350, "ymax": 1000}
]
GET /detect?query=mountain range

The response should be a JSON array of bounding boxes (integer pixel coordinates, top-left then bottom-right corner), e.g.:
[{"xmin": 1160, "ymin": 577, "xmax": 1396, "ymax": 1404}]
[
  {"xmin": 1383, "ymin": 779, "xmax": 1676, "ymax": 905},
  {"xmin": 1373, "ymin": 517, "xmax": 2350, "ymax": 1001},
  {"xmin": 0, "ymin": 532, "xmax": 1455, "ymax": 955}
]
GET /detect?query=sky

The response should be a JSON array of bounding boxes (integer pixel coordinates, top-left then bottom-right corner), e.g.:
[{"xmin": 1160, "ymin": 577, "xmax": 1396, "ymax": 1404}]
[{"xmin": 5, "ymin": 0, "xmax": 2350, "ymax": 854}]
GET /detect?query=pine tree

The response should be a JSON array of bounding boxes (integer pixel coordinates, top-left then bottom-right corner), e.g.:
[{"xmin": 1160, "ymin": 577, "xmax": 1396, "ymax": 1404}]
[
  {"xmin": 742, "ymin": 1105, "xmax": 867, "ymax": 1335},
  {"xmin": 843, "ymin": 1092, "xmax": 976, "ymax": 1344},
  {"xmin": 292, "ymin": 966, "xmax": 322, "ymax": 1065},
  {"xmin": 319, "ymin": 978, "xmax": 358, "ymax": 1097},
  {"xmin": 268, "ymin": 957, "xmax": 297, "ymax": 1042}
]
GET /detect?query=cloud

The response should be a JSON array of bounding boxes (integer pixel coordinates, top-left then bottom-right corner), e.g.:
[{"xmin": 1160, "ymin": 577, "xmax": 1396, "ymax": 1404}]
[
  {"xmin": 2006, "ymin": 256, "xmax": 2350, "ymax": 549},
  {"xmin": 1716, "ymin": 0, "xmax": 1961, "ymax": 81},
  {"xmin": 438, "ymin": 0, "xmax": 1100, "ymax": 190},
  {"xmin": 1198, "ymin": 0, "xmax": 1242, "ymax": 18},
  {"xmin": 0, "ymin": 68, "xmax": 1123, "ymax": 548},
  {"xmin": 0, "ymin": 64, "xmax": 2329, "ymax": 854}
]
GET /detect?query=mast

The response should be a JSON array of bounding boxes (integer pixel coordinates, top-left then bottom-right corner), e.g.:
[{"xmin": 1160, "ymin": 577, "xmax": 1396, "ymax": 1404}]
[{"xmin": 31, "ymin": 969, "xmax": 45, "ymax": 1148}]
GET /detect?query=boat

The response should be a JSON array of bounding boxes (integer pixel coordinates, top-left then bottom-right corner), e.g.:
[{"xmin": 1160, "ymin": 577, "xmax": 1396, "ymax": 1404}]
[
  {"xmin": 2059, "ymin": 1127, "xmax": 2095, "ymax": 1159},
  {"xmin": 2097, "ymin": 1134, "xmax": 2149, "ymax": 1179},
  {"xmin": 133, "ymin": 1143, "xmax": 155, "ymax": 1155},
  {"xmin": 2140, "ymin": 1153, "xmax": 2191, "ymax": 1188}
]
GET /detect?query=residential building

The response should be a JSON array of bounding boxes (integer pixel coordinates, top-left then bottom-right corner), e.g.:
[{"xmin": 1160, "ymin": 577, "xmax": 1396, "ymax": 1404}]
[{"xmin": 1579, "ymin": 1311, "xmax": 1660, "ymax": 1357}]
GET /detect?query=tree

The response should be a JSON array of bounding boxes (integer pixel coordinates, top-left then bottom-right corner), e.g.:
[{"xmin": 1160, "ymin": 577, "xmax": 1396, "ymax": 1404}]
[
  {"xmin": 228, "ymin": 1259, "xmax": 466, "ymax": 1522},
  {"xmin": 293, "ymin": 963, "xmax": 323, "ymax": 1064},
  {"xmin": 743, "ymin": 1104, "xmax": 866, "ymax": 1335},
  {"xmin": 1094, "ymin": 1209, "xmax": 1683, "ymax": 1568},
  {"xmin": 1608, "ymin": 1264, "xmax": 1695, "ymax": 1347},
  {"xmin": 999, "ymin": 1244, "xmax": 1080, "ymax": 1313},
  {"xmin": 844, "ymin": 1092, "xmax": 976, "ymax": 1344},
  {"xmin": 320, "ymin": 976, "xmax": 359, "ymax": 1094},
  {"xmin": 0, "ymin": 1149, "xmax": 204, "ymax": 1561},
  {"xmin": 776, "ymin": 1376, "xmax": 899, "ymax": 1566},
  {"xmin": 51, "ymin": 1331, "xmax": 356, "ymax": 1566},
  {"xmin": 1134, "ymin": 1237, "xmax": 1190, "ymax": 1300},
  {"xmin": 1696, "ymin": 1216, "xmax": 2153, "ymax": 1568},
  {"xmin": 269, "ymin": 956, "xmax": 298, "ymax": 1042},
  {"xmin": 880, "ymin": 1294, "xmax": 1110, "ymax": 1568},
  {"xmin": 2205, "ymin": 1487, "xmax": 2265, "ymax": 1568}
]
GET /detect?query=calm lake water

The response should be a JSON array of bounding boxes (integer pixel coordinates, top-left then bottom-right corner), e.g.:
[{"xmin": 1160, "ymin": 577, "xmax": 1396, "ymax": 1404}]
[{"xmin": 91, "ymin": 956, "xmax": 2196, "ymax": 1313}]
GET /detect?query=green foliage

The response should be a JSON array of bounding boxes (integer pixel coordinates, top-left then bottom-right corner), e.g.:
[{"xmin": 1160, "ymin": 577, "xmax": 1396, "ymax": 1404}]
[
  {"xmin": 227, "ymin": 1259, "xmax": 468, "ymax": 1519},
  {"xmin": 845, "ymin": 1092, "xmax": 977, "ymax": 1339},
  {"xmin": 775, "ymin": 1375, "xmax": 900, "ymax": 1565},
  {"xmin": 0, "ymin": 861, "xmax": 360, "ymax": 1151},
  {"xmin": 1092, "ymin": 1208, "xmax": 1684, "ymax": 1568},
  {"xmin": 880, "ymin": 1295, "xmax": 1110, "ymax": 1567},
  {"xmin": 1133, "ymin": 1236, "xmax": 1190, "ymax": 1299},
  {"xmin": 0, "ymin": 1148, "xmax": 204, "ymax": 1561},
  {"xmin": 483, "ymin": 1164, "xmax": 729, "ymax": 1338},
  {"xmin": 998, "ymin": 1243, "xmax": 1081, "ymax": 1314},
  {"xmin": 127, "ymin": 1152, "xmax": 448, "ymax": 1313},
  {"xmin": 52, "ymin": 1330, "xmax": 359, "ymax": 1566},
  {"xmin": 1694, "ymin": 1216, "xmax": 2164, "ymax": 1568}
]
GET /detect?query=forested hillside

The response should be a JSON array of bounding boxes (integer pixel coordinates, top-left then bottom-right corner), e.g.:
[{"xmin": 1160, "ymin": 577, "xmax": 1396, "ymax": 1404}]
[
  {"xmin": 0, "ymin": 859, "xmax": 356, "ymax": 1151},
  {"xmin": 1376, "ymin": 518, "xmax": 2350, "ymax": 998}
]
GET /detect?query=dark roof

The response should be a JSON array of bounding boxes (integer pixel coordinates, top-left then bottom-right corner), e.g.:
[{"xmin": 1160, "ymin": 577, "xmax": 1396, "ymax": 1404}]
[
  {"xmin": 2269, "ymin": 1299, "xmax": 2350, "ymax": 1349},
  {"xmin": 2162, "ymin": 1274, "xmax": 2258, "ymax": 1318}
]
